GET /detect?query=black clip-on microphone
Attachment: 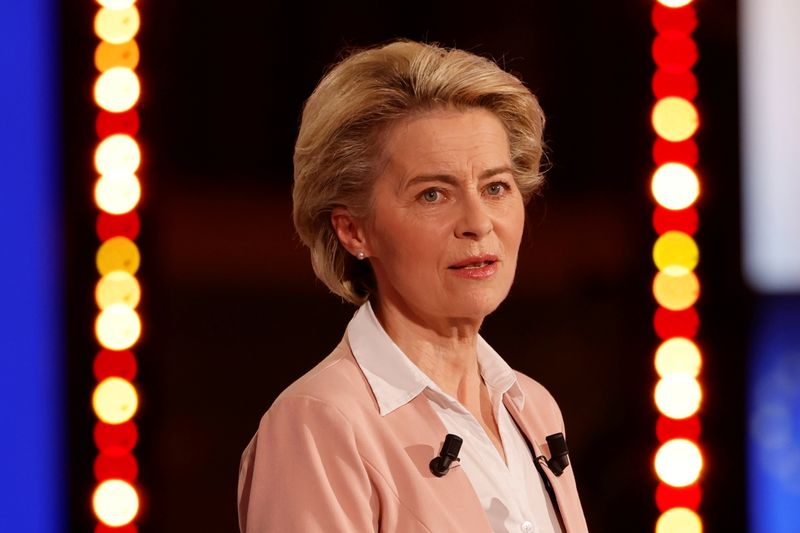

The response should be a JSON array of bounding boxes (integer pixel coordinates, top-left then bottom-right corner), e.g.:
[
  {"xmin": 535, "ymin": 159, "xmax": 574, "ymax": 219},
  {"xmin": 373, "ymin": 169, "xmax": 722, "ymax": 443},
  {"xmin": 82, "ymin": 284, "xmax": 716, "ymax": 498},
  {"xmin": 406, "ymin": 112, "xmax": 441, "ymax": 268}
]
[
  {"xmin": 545, "ymin": 432, "xmax": 569, "ymax": 476},
  {"xmin": 430, "ymin": 434, "xmax": 463, "ymax": 477}
]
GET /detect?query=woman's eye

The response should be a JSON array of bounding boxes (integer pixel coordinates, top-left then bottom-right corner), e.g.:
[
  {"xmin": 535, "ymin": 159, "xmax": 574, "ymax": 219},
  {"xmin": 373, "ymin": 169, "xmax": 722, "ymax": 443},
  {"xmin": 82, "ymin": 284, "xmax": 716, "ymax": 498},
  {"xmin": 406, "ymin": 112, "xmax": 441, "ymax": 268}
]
[
  {"xmin": 421, "ymin": 189, "xmax": 442, "ymax": 203},
  {"xmin": 486, "ymin": 182, "xmax": 509, "ymax": 196}
]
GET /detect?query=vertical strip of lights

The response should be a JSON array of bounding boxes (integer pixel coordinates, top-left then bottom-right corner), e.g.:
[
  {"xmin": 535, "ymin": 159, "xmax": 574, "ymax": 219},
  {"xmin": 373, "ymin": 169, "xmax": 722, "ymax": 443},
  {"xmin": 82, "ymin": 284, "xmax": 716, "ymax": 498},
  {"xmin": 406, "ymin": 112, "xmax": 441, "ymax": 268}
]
[
  {"xmin": 92, "ymin": 1, "xmax": 142, "ymax": 530},
  {"xmin": 650, "ymin": 1, "xmax": 704, "ymax": 532}
]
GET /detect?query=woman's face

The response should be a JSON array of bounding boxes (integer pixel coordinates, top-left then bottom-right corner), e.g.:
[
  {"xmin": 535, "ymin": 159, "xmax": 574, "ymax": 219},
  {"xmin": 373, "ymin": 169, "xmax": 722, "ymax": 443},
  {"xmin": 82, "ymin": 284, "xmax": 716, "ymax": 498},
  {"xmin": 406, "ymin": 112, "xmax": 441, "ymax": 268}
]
[{"xmin": 363, "ymin": 107, "xmax": 526, "ymax": 325}]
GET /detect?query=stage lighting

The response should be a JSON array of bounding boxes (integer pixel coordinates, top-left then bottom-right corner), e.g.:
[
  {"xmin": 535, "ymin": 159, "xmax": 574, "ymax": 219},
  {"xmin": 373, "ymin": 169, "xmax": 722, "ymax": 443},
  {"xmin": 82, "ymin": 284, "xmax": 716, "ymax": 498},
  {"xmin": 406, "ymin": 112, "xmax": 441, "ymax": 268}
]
[
  {"xmin": 93, "ymin": 479, "xmax": 139, "ymax": 527},
  {"xmin": 95, "ymin": 304, "xmax": 141, "ymax": 351},
  {"xmin": 655, "ymin": 439, "xmax": 703, "ymax": 487}
]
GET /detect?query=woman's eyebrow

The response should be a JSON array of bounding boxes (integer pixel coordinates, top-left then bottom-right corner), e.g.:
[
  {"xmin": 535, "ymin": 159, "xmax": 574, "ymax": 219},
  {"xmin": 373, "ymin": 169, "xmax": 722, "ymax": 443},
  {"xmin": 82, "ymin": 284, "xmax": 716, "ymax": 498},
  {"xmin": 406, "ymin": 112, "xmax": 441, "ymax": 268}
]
[{"xmin": 401, "ymin": 166, "xmax": 514, "ymax": 191}]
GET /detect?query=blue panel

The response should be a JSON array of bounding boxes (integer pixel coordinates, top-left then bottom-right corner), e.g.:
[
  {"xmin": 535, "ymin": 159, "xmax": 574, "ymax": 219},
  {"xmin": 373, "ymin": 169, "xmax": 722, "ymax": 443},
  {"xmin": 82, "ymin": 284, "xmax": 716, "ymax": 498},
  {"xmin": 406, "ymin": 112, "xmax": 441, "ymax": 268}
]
[
  {"xmin": 748, "ymin": 296, "xmax": 800, "ymax": 532},
  {"xmin": 0, "ymin": 1, "xmax": 63, "ymax": 532}
]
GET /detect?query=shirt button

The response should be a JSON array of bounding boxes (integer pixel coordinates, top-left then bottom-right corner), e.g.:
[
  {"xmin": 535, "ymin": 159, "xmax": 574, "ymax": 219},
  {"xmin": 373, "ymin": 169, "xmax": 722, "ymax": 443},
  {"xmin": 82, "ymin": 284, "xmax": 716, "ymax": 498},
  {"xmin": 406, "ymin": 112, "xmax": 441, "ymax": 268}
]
[{"xmin": 521, "ymin": 521, "xmax": 534, "ymax": 533}]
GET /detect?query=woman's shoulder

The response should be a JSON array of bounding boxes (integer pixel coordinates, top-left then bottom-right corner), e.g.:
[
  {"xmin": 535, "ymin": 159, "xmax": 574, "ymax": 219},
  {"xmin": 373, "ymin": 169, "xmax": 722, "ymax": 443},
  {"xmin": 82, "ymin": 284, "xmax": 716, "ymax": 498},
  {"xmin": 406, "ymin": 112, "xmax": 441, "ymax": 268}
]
[{"xmin": 512, "ymin": 370, "xmax": 564, "ymax": 419}]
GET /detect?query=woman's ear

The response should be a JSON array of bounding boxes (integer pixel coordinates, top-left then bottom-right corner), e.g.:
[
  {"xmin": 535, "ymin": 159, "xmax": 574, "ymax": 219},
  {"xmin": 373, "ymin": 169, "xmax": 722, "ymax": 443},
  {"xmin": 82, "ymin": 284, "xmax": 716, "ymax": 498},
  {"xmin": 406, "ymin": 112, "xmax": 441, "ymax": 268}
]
[{"xmin": 331, "ymin": 207, "xmax": 369, "ymax": 257}]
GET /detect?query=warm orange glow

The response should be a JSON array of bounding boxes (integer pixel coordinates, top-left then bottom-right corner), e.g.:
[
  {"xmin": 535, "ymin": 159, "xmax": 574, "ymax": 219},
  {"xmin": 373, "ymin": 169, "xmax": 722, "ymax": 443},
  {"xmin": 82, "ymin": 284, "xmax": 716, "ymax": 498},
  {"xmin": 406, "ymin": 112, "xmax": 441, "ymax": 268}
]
[
  {"xmin": 655, "ymin": 375, "xmax": 702, "ymax": 419},
  {"xmin": 652, "ymin": 97, "xmax": 699, "ymax": 142},
  {"xmin": 93, "ymin": 479, "xmax": 139, "ymax": 526},
  {"xmin": 96, "ymin": 271, "xmax": 141, "ymax": 309},
  {"xmin": 656, "ymin": 507, "xmax": 703, "ymax": 533},
  {"xmin": 655, "ymin": 439, "xmax": 703, "ymax": 487},
  {"xmin": 653, "ymin": 231, "xmax": 699, "ymax": 274},
  {"xmin": 95, "ymin": 303, "xmax": 141, "ymax": 351},
  {"xmin": 652, "ymin": 163, "xmax": 700, "ymax": 210},
  {"xmin": 92, "ymin": 376, "xmax": 139, "ymax": 424},
  {"xmin": 96, "ymin": 236, "xmax": 140, "ymax": 275},
  {"xmin": 97, "ymin": 0, "xmax": 137, "ymax": 8},
  {"xmin": 95, "ymin": 174, "xmax": 141, "ymax": 215},
  {"xmin": 655, "ymin": 337, "xmax": 702, "ymax": 378},
  {"xmin": 94, "ymin": 67, "xmax": 140, "ymax": 113},
  {"xmin": 95, "ymin": 40, "xmax": 139, "ymax": 72},
  {"xmin": 94, "ymin": 6, "xmax": 140, "ymax": 44},
  {"xmin": 94, "ymin": 134, "xmax": 140, "ymax": 177},
  {"xmin": 653, "ymin": 271, "xmax": 700, "ymax": 311}
]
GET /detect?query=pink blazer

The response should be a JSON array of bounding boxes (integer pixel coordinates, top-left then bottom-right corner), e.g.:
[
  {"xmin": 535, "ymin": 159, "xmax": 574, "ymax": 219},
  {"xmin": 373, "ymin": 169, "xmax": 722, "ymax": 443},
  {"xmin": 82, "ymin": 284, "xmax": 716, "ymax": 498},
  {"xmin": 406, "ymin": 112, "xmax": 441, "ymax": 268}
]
[{"xmin": 238, "ymin": 339, "xmax": 588, "ymax": 532}]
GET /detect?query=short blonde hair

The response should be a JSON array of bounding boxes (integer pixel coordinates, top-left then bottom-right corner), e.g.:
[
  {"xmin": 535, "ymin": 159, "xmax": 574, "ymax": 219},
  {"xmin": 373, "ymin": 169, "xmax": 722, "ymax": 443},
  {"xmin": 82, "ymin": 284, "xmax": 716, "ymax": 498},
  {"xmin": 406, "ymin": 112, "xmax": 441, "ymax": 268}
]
[{"xmin": 292, "ymin": 39, "xmax": 546, "ymax": 304}]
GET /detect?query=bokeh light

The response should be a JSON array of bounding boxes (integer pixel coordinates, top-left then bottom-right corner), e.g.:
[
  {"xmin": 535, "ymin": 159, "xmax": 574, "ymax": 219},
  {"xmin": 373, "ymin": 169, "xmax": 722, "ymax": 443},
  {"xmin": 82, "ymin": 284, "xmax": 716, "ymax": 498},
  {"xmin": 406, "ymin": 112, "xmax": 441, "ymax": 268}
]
[
  {"xmin": 92, "ymin": 376, "xmax": 139, "ymax": 424},
  {"xmin": 95, "ymin": 40, "xmax": 139, "ymax": 72},
  {"xmin": 657, "ymin": 415, "xmax": 701, "ymax": 443},
  {"xmin": 656, "ymin": 483, "xmax": 702, "ymax": 512},
  {"xmin": 655, "ymin": 375, "xmax": 702, "ymax": 419},
  {"xmin": 655, "ymin": 337, "xmax": 702, "ymax": 377},
  {"xmin": 653, "ymin": 271, "xmax": 700, "ymax": 311},
  {"xmin": 96, "ymin": 110, "xmax": 140, "ymax": 138},
  {"xmin": 652, "ymin": 69, "xmax": 698, "ymax": 100},
  {"xmin": 97, "ymin": 211, "xmax": 141, "ymax": 241},
  {"xmin": 94, "ymin": 7, "xmax": 140, "ymax": 44},
  {"xmin": 652, "ymin": 97, "xmax": 699, "ymax": 142},
  {"xmin": 94, "ymin": 421, "xmax": 138, "ymax": 455},
  {"xmin": 653, "ymin": 206, "xmax": 698, "ymax": 235},
  {"xmin": 655, "ymin": 439, "xmax": 703, "ymax": 487},
  {"xmin": 94, "ymin": 134, "xmax": 140, "ymax": 176},
  {"xmin": 654, "ymin": 306, "xmax": 699, "ymax": 339},
  {"xmin": 652, "ymin": 33, "xmax": 698, "ymax": 71},
  {"xmin": 653, "ymin": 231, "xmax": 699, "ymax": 274},
  {"xmin": 94, "ymin": 452, "xmax": 138, "ymax": 482},
  {"xmin": 656, "ymin": 507, "xmax": 703, "ymax": 533},
  {"xmin": 95, "ymin": 303, "xmax": 141, "ymax": 351},
  {"xmin": 95, "ymin": 271, "xmax": 141, "ymax": 309},
  {"xmin": 95, "ymin": 174, "xmax": 141, "ymax": 215},
  {"xmin": 94, "ymin": 349, "xmax": 138, "ymax": 381},
  {"xmin": 97, "ymin": 0, "xmax": 137, "ymax": 9},
  {"xmin": 652, "ymin": 3, "xmax": 697, "ymax": 34},
  {"xmin": 96, "ymin": 236, "xmax": 140, "ymax": 275},
  {"xmin": 96, "ymin": 523, "xmax": 138, "ymax": 533},
  {"xmin": 656, "ymin": 0, "xmax": 693, "ymax": 7},
  {"xmin": 93, "ymin": 479, "xmax": 139, "ymax": 527},
  {"xmin": 651, "ymin": 162, "xmax": 700, "ymax": 210},
  {"xmin": 653, "ymin": 138, "xmax": 698, "ymax": 166},
  {"xmin": 94, "ymin": 67, "xmax": 140, "ymax": 113}
]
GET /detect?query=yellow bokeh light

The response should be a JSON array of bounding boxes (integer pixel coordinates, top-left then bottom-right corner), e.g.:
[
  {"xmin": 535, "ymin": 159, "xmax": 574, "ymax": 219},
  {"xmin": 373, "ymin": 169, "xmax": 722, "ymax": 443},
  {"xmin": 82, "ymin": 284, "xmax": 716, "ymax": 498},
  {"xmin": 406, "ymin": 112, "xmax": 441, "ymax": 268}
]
[
  {"xmin": 651, "ymin": 163, "xmax": 700, "ymax": 210},
  {"xmin": 96, "ymin": 304, "xmax": 141, "ymax": 351},
  {"xmin": 97, "ymin": 236, "xmax": 140, "ymax": 276},
  {"xmin": 654, "ymin": 231, "xmax": 699, "ymax": 275},
  {"xmin": 97, "ymin": 0, "xmax": 137, "ymax": 9},
  {"xmin": 655, "ymin": 375, "xmax": 702, "ymax": 419},
  {"xmin": 94, "ymin": 6, "xmax": 140, "ymax": 44},
  {"xmin": 93, "ymin": 479, "xmax": 139, "ymax": 527},
  {"xmin": 653, "ymin": 271, "xmax": 700, "ymax": 311},
  {"xmin": 656, "ymin": 508, "xmax": 703, "ymax": 533},
  {"xmin": 652, "ymin": 96, "xmax": 699, "ymax": 142},
  {"xmin": 95, "ymin": 174, "xmax": 141, "ymax": 215},
  {"xmin": 655, "ymin": 439, "xmax": 703, "ymax": 487},
  {"xmin": 655, "ymin": 338, "xmax": 702, "ymax": 378},
  {"xmin": 94, "ymin": 67, "xmax": 140, "ymax": 113},
  {"xmin": 94, "ymin": 134, "xmax": 140, "ymax": 177},
  {"xmin": 95, "ymin": 40, "xmax": 139, "ymax": 72},
  {"xmin": 96, "ymin": 271, "xmax": 141, "ymax": 310},
  {"xmin": 93, "ymin": 376, "xmax": 139, "ymax": 424}
]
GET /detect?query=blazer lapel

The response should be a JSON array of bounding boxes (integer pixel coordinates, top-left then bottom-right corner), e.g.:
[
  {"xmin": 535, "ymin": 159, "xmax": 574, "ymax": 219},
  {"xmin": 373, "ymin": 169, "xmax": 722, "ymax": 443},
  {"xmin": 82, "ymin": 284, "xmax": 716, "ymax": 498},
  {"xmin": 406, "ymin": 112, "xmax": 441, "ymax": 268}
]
[{"xmin": 503, "ymin": 396, "xmax": 589, "ymax": 533}]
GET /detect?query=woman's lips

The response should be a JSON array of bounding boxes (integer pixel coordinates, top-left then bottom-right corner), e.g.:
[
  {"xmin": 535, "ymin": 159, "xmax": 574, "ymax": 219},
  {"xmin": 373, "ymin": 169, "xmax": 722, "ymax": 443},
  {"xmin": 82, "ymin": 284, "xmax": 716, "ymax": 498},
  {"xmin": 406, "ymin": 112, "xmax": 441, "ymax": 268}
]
[{"xmin": 447, "ymin": 256, "xmax": 499, "ymax": 279}]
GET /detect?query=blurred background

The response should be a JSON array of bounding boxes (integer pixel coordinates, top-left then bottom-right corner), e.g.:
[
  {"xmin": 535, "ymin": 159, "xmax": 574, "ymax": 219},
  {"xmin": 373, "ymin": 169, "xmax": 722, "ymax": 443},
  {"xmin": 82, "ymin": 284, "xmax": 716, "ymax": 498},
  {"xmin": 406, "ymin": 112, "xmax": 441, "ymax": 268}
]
[{"xmin": 2, "ymin": 0, "xmax": 799, "ymax": 531}]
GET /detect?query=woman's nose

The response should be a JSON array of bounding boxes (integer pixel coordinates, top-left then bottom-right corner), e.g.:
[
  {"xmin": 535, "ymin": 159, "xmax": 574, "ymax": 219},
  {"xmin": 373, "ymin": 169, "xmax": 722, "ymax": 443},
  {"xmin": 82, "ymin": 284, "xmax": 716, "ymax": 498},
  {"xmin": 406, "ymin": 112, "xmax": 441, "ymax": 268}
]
[{"xmin": 454, "ymin": 195, "xmax": 493, "ymax": 239}]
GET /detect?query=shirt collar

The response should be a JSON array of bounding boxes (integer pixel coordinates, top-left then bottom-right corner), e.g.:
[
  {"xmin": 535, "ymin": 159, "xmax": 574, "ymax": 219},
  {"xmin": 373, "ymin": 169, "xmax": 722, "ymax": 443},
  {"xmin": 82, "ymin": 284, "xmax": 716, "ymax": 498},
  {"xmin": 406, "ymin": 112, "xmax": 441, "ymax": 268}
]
[{"xmin": 347, "ymin": 301, "xmax": 525, "ymax": 416}]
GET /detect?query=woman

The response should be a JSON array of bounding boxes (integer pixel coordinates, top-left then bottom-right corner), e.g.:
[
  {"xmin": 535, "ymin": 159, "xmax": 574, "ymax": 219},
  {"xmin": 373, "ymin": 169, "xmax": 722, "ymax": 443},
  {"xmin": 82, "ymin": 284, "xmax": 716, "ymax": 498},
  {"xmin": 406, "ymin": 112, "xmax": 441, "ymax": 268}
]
[{"xmin": 238, "ymin": 40, "xmax": 588, "ymax": 532}]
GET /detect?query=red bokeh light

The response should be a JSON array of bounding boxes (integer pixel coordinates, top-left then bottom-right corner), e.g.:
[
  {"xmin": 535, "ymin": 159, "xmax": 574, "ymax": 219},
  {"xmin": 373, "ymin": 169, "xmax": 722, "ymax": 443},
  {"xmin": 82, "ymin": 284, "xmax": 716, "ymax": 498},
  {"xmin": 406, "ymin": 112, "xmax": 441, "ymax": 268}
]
[
  {"xmin": 657, "ymin": 414, "xmax": 702, "ymax": 442},
  {"xmin": 94, "ymin": 349, "xmax": 138, "ymax": 381},
  {"xmin": 654, "ymin": 306, "xmax": 700, "ymax": 339},
  {"xmin": 652, "ymin": 32, "xmax": 698, "ymax": 71},
  {"xmin": 656, "ymin": 482, "xmax": 702, "ymax": 512},
  {"xmin": 97, "ymin": 211, "xmax": 141, "ymax": 241},
  {"xmin": 652, "ymin": 69, "xmax": 698, "ymax": 100},
  {"xmin": 653, "ymin": 206, "xmax": 699, "ymax": 235},
  {"xmin": 96, "ymin": 524, "xmax": 138, "ymax": 533},
  {"xmin": 94, "ymin": 421, "xmax": 138, "ymax": 455},
  {"xmin": 94, "ymin": 452, "xmax": 139, "ymax": 481},
  {"xmin": 96, "ymin": 110, "xmax": 140, "ymax": 138},
  {"xmin": 652, "ymin": 138, "xmax": 698, "ymax": 166},
  {"xmin": 652, "ymin": 4, "xmax": 697, "ymax": 34}
]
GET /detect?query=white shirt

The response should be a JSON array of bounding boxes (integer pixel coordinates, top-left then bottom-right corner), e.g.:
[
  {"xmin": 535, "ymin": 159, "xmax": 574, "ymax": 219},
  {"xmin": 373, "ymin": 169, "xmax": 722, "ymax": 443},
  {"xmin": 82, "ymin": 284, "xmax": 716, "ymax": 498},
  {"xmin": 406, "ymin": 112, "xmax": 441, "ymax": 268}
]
[{"xmin": 347, "ymin": 302, "xmax": 562, "ymax": 533}]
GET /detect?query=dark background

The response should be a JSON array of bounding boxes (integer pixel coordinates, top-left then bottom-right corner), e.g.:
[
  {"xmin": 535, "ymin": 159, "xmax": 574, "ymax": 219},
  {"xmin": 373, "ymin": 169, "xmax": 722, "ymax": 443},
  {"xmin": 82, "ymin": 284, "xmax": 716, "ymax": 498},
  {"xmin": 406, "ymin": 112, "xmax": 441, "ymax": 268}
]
[{"xmin": 63, "ymin": 1, "xmax": 747, "ymax": 531}]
